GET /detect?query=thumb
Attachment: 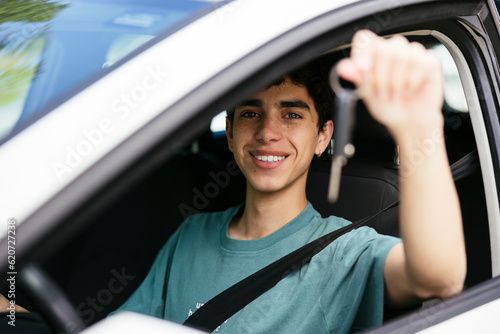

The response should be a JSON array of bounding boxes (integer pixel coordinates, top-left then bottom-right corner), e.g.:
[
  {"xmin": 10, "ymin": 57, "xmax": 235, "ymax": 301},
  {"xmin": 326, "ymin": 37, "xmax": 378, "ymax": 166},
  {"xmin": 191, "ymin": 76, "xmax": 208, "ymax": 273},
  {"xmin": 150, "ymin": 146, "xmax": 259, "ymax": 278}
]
[
  {"xmin": 336, "ymin": 57, "xmax": 370, "ymax": 87},
  {"xmin": 337, "ymin": 29, "xmax": 378, "ymax": 87}
]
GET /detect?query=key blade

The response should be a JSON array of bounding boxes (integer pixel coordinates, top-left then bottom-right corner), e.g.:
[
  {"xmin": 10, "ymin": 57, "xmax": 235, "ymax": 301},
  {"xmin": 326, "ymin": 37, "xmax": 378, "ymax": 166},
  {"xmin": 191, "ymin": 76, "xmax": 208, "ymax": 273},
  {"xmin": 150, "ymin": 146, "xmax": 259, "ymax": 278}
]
[
  {"xmin": 333, "ymin": 90, "xmax": 356, "ymax": 156},
  {"xmin": 328, "ymin": 91, "xmax": 356, "ymax": 203},
  {"xmin": 328, "ymin": 156, "xmax": 346, "ymax": 203},
  {"xmin": 327, "ymin": 62, "xmax": 359, "ymax": 204}
]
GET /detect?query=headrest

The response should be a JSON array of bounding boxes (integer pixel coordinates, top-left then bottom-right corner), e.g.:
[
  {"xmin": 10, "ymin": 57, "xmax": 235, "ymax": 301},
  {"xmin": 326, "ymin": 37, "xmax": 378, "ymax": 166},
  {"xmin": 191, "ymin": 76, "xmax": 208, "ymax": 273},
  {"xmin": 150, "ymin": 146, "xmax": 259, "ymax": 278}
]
[{"xmin": 352, "ymin": 101, "xmax": 394, "ymax": 145}]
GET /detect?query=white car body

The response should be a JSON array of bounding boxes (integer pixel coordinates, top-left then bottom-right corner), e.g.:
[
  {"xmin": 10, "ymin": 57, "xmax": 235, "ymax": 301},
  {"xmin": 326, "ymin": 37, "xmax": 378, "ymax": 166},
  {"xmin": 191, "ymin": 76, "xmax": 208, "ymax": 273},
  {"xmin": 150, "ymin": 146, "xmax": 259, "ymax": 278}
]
[{"xmin": 1, "ymin": 0, "xmax": 500, "ymax": 333}]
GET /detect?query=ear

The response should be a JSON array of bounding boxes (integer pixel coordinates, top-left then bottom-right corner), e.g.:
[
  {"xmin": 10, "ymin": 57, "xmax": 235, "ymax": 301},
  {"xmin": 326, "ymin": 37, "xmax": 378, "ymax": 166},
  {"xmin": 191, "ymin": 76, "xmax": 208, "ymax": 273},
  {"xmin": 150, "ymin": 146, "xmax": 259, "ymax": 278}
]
[
  {"xmin": 226, "ymin": 117, "xmax": 234, "ymax": 153},
  {"xmin": 316, "ymin": 120, "xmax": 334, "ymax": 154}
]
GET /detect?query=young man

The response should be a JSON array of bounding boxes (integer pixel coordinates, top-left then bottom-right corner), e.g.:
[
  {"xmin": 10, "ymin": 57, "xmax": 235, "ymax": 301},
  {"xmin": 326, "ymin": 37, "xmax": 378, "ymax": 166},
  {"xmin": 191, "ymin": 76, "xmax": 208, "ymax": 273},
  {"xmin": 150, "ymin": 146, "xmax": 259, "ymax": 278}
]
[{"xmin": 109, "ymin": 30, "xmax": 466, "ymax": 332}]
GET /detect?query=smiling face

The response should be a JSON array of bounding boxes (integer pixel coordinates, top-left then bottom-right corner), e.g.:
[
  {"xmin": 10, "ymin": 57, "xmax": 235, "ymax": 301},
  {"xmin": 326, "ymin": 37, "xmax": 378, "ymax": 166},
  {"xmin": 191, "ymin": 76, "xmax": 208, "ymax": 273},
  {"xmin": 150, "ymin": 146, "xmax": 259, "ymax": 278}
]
[{"xmin": 226, "ymin": 77, "xmax": 333, "ymax": 197}]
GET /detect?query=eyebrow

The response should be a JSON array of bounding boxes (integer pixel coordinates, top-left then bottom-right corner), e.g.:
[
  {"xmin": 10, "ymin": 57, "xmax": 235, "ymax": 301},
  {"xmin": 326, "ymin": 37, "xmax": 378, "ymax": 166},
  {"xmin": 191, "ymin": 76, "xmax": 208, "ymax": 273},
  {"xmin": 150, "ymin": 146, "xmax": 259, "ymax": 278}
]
[
  {"xmin": 278, "ymin": 100, "xmax": 310, "ymax": 111},
  {"xmin": 236, "ymin": 99, "xmax": 262, "ymax": 108},
  {"xmin": 236, "ymin": 99, "xmax": 311, "ymax": 111}
]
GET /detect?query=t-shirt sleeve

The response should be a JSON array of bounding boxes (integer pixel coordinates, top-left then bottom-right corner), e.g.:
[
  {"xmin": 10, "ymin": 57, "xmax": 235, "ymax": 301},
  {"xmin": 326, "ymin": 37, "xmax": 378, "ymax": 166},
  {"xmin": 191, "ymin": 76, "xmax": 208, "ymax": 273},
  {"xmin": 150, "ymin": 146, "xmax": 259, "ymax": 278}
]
[{"xmin": 108, "ymin": 226, "xmax": 183, "ymax": 319}]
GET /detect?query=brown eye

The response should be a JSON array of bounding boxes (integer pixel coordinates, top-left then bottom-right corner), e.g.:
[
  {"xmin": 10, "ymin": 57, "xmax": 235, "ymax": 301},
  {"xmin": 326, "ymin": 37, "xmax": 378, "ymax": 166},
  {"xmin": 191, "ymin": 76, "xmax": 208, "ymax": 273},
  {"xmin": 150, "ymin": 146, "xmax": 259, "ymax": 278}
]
[
  {"xmin": 241, "ymin": 111, "xmax": 259, "ymax": 118},
  {"xmin": 284, "ymin": 112, "xmax": 302, "ymax": 119}
]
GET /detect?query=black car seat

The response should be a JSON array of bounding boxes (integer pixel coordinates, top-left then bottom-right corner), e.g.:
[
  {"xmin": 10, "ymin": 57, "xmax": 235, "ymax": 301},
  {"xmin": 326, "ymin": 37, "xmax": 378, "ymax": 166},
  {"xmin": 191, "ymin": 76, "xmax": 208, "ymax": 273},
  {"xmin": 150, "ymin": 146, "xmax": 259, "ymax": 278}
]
[{"xmin": 307, "ymin": 101, "xmax": 401, "ymax": 237}]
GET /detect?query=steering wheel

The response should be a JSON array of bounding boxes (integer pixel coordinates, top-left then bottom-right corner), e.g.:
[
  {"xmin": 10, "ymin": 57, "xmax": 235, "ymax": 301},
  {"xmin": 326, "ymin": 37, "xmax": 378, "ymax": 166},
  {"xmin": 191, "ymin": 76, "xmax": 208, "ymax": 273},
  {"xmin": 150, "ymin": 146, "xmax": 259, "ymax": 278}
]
[{"xmin": 3, "ymin": 264, "xmax": 87, "ymax": 334}]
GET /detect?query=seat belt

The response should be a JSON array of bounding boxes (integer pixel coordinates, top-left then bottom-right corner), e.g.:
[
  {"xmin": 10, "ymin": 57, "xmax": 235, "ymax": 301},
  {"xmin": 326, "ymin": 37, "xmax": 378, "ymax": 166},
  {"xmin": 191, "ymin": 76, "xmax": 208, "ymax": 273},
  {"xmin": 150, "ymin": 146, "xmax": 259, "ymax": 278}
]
[{"xmin": 183, "ymin": 150, "xmax": 480, "ymax": 332}]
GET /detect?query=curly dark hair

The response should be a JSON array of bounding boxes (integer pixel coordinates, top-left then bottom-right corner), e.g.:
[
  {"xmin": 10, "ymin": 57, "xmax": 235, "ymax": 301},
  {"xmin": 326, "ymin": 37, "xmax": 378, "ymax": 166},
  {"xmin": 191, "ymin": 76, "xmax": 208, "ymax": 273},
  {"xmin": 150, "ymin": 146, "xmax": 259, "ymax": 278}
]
[{"xmin": 227, "ymin": 58, "xmax": 334, "ymax": 133}]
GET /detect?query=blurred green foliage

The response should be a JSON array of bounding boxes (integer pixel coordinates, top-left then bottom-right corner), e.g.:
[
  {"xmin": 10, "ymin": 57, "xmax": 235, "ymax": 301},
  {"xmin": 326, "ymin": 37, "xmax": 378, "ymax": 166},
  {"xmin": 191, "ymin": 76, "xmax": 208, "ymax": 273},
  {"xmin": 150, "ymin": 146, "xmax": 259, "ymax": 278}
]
[
  {"xmin": 0, "ymin": 0, "xmax": 67, "ymax": 24},
  {"xmin": 0, "ymin": 37, "xmax": 43, "ymax": 106},
  {"xmin": 0, "ymin": 0, "xmax": 66, "ymax": 112}
]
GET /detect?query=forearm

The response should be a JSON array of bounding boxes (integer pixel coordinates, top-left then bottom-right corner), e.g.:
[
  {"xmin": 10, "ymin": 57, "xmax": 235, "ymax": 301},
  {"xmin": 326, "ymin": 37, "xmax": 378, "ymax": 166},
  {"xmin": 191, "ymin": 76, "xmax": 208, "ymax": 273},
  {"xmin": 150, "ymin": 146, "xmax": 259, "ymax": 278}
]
[{"xmin": 396, "ymin": 126, "xmax": 466, "ymax": 298}]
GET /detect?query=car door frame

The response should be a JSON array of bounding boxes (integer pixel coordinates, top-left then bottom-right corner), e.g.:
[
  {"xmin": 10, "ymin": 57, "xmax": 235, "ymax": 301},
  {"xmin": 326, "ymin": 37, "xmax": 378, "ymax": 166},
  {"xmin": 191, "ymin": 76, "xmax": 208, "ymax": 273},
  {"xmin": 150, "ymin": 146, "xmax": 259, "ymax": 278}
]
[{"xmin": 2, "ymin": 0, "xmax": 500, "ymax": 332}]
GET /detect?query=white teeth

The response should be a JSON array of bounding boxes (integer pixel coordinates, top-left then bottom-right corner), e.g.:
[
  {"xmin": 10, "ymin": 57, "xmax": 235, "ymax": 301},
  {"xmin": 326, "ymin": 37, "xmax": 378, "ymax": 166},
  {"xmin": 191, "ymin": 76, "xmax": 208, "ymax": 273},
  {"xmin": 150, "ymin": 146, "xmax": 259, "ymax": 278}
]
[{"xmin": 254, "ymin": 155, "xmax": 286, "ymax": 162}]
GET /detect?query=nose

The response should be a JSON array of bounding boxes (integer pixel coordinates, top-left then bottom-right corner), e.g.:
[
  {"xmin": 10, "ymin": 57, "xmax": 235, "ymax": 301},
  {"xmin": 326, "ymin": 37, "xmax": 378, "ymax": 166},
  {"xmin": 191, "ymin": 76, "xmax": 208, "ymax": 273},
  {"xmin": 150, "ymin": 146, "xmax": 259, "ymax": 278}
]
[{"xmin": 255, "ymin": 115, "xmax": 282, "ymax": 143}]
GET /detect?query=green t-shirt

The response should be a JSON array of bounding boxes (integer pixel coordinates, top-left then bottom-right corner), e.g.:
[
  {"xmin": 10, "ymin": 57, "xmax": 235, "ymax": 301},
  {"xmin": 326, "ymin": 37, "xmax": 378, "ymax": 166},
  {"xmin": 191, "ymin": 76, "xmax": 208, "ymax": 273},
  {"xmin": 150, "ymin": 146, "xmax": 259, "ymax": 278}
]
[{"xmin": 113, "ymin": 202, "xmax": 401, "ymax": 333}]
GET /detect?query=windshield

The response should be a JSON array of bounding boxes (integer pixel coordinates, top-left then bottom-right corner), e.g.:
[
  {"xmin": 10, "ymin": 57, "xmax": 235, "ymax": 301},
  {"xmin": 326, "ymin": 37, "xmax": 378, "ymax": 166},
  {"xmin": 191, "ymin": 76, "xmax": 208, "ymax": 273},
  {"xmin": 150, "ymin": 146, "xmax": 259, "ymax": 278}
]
[{"xmin": 0, "ymin": 0, "xmax": 220, "ymax": 144}]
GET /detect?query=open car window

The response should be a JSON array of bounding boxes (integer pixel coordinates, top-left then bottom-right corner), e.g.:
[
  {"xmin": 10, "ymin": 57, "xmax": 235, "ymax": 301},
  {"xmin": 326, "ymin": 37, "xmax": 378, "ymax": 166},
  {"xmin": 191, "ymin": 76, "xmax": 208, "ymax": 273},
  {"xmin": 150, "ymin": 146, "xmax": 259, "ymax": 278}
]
[{"xmin": 24, "ymin": 36, "xmax": 488, "ymax": 330}]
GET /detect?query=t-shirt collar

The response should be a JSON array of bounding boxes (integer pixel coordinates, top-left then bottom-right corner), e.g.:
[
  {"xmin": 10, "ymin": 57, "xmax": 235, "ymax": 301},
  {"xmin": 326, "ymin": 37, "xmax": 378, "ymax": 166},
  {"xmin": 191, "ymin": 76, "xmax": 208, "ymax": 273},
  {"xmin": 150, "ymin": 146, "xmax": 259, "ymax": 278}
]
[{"xmin": 219, "ymin": 202, "xmax": 318, "ymax": 253}]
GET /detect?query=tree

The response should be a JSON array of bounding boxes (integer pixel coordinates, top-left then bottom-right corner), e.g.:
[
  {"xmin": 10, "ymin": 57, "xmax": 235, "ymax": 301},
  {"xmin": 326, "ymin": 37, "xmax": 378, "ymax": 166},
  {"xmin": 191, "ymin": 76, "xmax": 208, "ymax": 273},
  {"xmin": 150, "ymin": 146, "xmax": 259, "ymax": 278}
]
[{"xmin": 0, "ymin": 0, "xmax": 67, "ymax": 24}]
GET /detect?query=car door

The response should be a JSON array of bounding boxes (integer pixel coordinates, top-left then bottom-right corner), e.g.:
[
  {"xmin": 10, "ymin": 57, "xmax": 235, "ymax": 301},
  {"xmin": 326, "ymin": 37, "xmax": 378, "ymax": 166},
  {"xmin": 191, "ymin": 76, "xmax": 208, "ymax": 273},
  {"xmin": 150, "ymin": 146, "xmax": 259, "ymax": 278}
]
[{"xmin": 2, "ymin": 0, "xmax": 500, "ymax": 333}]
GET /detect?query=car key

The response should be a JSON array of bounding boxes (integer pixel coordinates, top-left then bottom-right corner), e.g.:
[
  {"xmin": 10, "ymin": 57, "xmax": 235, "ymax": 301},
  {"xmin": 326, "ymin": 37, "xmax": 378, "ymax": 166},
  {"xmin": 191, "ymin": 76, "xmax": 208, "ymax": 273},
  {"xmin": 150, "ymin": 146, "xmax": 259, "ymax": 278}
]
[{"xmin": 327, "ymin": 65, "xmax": 361, "ymax": 203}]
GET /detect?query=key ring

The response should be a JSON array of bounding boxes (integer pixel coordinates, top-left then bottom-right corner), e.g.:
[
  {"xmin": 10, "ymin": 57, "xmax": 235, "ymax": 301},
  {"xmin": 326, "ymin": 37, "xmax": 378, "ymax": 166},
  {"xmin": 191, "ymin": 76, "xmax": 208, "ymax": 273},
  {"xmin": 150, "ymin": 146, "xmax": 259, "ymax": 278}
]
[{"xmin": 329, "ymin": 62, "xmax": 363, "ymax": 100}]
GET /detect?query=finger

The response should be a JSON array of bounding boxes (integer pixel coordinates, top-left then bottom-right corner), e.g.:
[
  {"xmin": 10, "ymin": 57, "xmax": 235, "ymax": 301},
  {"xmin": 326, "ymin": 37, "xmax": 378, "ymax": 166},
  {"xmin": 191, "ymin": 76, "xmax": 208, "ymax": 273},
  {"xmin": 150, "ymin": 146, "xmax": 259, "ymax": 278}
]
[
  {"xmin": 386, "ymin": 36, "xmax": 413, "ymax": 101},
  {"xmin": 337, "ymin": 30, "xmax": 379, "ymax": 88},
  {"xmin": 350, "ymin": 29, "xmax": 378, "ymax": 59},
  {"xmin": 336, "ymin": 58, "xmax": 364, "ymax": 86},
  {"xmin": 350, "ymin": 30, "xmax": 383, "ymax": 98},
  {"xmin": 372, "ymin": 37, "xmax": 393, "ymax": 100},
  {"xmin": 405, "ymin": 45, "xmax": 435, "ymax": 98}
]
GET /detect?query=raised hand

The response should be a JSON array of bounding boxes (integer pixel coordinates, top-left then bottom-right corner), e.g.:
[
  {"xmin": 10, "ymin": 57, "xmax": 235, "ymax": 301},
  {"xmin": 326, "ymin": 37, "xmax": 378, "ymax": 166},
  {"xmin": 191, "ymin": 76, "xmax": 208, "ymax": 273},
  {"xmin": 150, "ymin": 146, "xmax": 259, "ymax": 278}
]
[{"xmin": 337, "ymin": 30, "xmax": 444, "ymax": 143}]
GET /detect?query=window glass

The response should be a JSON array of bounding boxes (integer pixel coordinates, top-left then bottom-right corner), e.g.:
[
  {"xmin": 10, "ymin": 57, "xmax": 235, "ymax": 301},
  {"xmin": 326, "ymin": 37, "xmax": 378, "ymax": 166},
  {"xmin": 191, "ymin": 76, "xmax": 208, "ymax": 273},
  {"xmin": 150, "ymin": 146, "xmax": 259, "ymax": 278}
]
[
  {"xmin": 0, "ymin": 0, "xmax": 218, "ymax": 144},
  {"xmin": 432, "ymin": 43, "xmax": 468, "ymax": 113},
  {"xmin": 210, "ymin": 111, "xmax": 227, "ymax": 133}
]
